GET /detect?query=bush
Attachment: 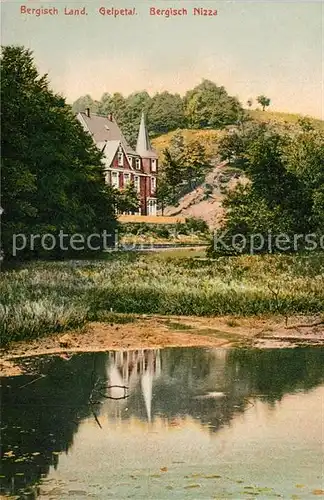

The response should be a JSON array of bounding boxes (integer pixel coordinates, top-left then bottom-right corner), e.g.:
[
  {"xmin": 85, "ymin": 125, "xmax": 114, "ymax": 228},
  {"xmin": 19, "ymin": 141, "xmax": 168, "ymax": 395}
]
[{"xmin": 185, "ymin": 217, "xmax": 209, "ymax": 234}]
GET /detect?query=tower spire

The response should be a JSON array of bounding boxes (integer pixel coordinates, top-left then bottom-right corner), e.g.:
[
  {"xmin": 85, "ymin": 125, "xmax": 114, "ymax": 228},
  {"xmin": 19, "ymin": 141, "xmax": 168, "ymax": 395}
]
[{"xmin": 136, "ymin": 112, "xmax": 152, "ymax": 156}]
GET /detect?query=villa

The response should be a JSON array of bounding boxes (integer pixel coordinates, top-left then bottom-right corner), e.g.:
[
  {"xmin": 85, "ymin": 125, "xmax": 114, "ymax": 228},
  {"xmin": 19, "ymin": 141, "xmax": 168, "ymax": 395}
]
[{"xmin": 77, "ymin": 109, "xmax": 158, "ymax": 216}]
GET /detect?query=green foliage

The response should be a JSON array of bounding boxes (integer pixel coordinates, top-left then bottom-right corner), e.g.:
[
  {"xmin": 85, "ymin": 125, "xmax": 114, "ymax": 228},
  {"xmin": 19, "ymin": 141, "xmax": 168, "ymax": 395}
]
[
  {"xmin": 160, "ymin": 130, "xmax": 211, "ymax": 203},
  {"xmin": 1, "ymin": 252, "xmax": 323, "ymax": 343},
  {"xmin": 181, "ymin": 138, "xmax": 209, "ymax": 189},
  {"xmin": 184, "ymin": 79, "xmax": 243, "ymax": 129},
  {"xmin": 156, "ymin": 173, "xmax": 173, "ymax": 215},
  {"xmin": 147, "ymin": 91, "xmax": 186, "ymax": 136},
  {"xmin": 98, "ymin": 91, "xmax": 127, "ymax": 126},
  {"xmin": 218, "ymin": 131, "xmax": 246, "ymax": 165},
  {"xmin": 71, "ymin": 79, "xmax": 244, "ymax": 143},
  {"xmin": 209, "ymin": 122, "xmax": 324, "ymax": 256},
  {"xmin": 256, "ymin": 95, "xmax": 271, "ymax": 111},
  {"xmin": 184, "ymin": 217, "xmax": 209, "ymax": 234},
  {"xmin": 116, "ymin": 181, "xmax": 140, "ymax": 214},
  {"xmin": 71, "ymin": 94, "xmax": 99, "ymax": 114},
  {"xmin": 119, "ymin": 218, "xmax": 209, "ymax": 240},
  {"xmin": 122, "ymin": 91, "xmax": 151, "ymax": 147},
  {"xmin": 1, "ymin": 45, "xmax": 117, "ymax": 260}
]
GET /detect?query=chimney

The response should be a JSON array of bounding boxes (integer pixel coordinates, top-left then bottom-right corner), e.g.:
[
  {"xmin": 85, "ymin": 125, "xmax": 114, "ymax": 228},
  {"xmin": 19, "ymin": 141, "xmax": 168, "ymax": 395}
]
[
  {"xmin": 85, "ymin": 107, "xmax": 90, "ymax": 118},
  {"xmin": 108, "ymin": 113, "xmax": 113, "ymax": 121}
]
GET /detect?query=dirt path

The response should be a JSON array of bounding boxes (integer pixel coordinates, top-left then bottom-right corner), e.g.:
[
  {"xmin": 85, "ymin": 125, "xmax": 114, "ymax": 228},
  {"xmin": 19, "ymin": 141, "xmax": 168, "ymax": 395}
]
[{"xmin": 1, "ymin": 314, "xmax": 323, "ymax": 376}]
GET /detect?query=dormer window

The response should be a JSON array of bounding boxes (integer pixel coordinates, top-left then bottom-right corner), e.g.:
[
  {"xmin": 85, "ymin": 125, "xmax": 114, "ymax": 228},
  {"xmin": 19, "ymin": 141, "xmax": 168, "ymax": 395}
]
[
  {"xmin": 127, "ymin": 156, "xmax": 133, "ymax": 168},
  {"xmin": 151, "ymin": 159, "xmax": 157, "ymax": 172},
  {"xmin": 135, "ymin": 158, "xmax": 141, "ymax": 170},
  {"xmin": 118, "ymin": 151, "xmax": 123, "ymax": 167}
]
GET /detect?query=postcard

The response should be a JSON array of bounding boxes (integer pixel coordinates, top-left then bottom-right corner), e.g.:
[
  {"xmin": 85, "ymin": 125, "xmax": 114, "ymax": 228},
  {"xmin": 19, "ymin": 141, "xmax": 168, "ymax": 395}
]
[{"xmin": 1, "ymin": 0, "xmax": 323, "ymax": 498}]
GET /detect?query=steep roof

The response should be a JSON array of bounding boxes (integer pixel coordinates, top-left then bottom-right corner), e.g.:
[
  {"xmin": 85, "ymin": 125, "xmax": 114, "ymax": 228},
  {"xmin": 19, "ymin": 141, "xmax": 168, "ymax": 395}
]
[
  {"xmin": 136, "ymin": 112, "xmax": 158, "ymax": 159},
  {"xmin": 77, "ymin": 112, "xmax": 137, "ymax": 155},
  {"xmin": 97, "ymin": 140, "xmax": 120, "ymax": 167}
]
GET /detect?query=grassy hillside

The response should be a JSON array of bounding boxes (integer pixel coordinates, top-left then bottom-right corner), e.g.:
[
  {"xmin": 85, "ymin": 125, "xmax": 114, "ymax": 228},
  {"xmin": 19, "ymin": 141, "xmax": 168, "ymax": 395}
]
[
  {"xmin": 152, "ymin": 129, "xmax": 226, "ymax": 161},
  {"xmin": 248, "ymin": 109, "xmax": 324, "ymax": 130},
  {"xmin": 152, "ymin": 110, "xmax": 324, "ymax": 160}
]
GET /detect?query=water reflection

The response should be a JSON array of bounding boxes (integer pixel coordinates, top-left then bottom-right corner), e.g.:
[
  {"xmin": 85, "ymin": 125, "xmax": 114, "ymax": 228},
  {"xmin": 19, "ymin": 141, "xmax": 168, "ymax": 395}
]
[{"xmin": 1, "ymin": 347, "xmax": 324, "ymax": 498}]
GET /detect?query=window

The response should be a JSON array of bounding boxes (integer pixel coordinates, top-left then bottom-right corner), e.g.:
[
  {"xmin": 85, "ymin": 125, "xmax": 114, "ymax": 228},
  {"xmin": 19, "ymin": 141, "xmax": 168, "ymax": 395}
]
[
  {"xmin": 111, "ymin": 171, "xmax": 118, "ymax": 188},
  {"xmin": 151, "ymin": 177, "xmax": 156, "ymax": 192},
  {"xmin": 118, "ymin": 151, "xmax": 123, "ymax": 166},
  {"xmin": 135, "ymin": 158, "xmax": 141, "ymax": 170},
  {"xmin": 127, "ymin": 156, "xmax": 133, "ymax": 168},
  {"xmin": 151, "ymin": 159, "xmax": 157, "ymax": 172},
  {"xmin": 124, "ymin": 173, "xmax": 130, "ymax": 185},
  {"xmin": 134, "ymin": 176, "xmax": 140, "ymax": 192}
]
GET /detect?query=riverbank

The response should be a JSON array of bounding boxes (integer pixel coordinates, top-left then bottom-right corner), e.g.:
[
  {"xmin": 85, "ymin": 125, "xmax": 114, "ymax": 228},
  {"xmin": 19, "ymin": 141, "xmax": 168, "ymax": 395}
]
[
  {"xmin": 1, "ymin": 313, "xmax": 323, "ymax": 376},
  {"xmin": 1, "ymin": 250, "xmax": 324, "ymax": 347}
]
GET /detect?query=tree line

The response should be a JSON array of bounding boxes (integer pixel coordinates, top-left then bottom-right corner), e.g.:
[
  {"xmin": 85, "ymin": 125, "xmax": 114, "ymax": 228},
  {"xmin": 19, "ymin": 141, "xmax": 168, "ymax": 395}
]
[{"xmin": 72, "ymin": 80, "xmax": 244, "ymax": 147}]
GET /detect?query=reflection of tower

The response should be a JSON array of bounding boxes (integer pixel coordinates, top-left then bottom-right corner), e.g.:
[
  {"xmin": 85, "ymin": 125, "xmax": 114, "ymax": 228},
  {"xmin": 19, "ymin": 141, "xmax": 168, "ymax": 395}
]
[
  {"xmin": 140, "ymin": 350, "xmax": 156, "ymax": 423},
  {"xmin": 107, "ymin": 349, "xmax": 161, "ymax": 421}
]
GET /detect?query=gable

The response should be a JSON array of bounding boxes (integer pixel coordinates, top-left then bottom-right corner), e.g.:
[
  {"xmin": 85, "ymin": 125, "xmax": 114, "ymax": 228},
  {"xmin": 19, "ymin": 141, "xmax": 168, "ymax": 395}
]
[{"xmin": 100, "ymin": 141, "xmax": 134, "ymax": 170}]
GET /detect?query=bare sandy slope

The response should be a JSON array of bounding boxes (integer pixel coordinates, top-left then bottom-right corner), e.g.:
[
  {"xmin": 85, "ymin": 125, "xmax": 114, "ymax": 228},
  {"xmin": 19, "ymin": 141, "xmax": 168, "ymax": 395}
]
[
  {"xmin": 163, "ymin": 162, "xmax": 247, "ymax": 228},
  {"xmin": 1, "ymin": 314, "xmax": 323, "ymax": 376}
]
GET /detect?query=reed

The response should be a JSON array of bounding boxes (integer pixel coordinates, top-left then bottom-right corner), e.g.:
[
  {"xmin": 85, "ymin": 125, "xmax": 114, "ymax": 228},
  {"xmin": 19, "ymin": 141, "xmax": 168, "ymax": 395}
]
[{"xmin": 1, "ymin": 252, "xmax": 323, "ymax": 345}]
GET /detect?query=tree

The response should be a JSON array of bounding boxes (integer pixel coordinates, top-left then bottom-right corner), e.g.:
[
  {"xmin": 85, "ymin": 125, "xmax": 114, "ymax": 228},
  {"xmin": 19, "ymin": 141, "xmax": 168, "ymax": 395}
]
[
  {"xmin": 247, "ymin": 98, "xmax": 253, "ymax": 108},
  {"xmin": 1, "ymin": 45, "xmax": 117, "ymax": 259},
  {"xmin": 123, "ymin": 91, "xmax": 151, "ymax": 147},
  {"xmin": 97, "ymin": 92, "xmax": 127, "ymax": 129},
  {"xmin": 283, "ymin": 126, "xmax": 324, "ymax": 230},
  {"xmin": 166, "ymin": 130, "xmax": 185, "ymax": 168},
  {"xmin": 116, "ymin": 181, "xmax": 140, "ymax": 214},
  {"xmin": 184, "ymin": 79, "xmax": 243, "ymax": 129},
  {"xmin": 156, "ymin": 174, "xmax": 172, "ymax": 216},
  {"xmin": 147, "ymin": 92, "xmax": 186, "ymax": 136},
  {"xmin": 181, "ymin": 139, "xmax": 209, "ymax": 189},
  {"xmin": 71, "ymin": 94, "xmax": 99, "ymax": 114},
  {"xmin": 162, "ymin": 149, "xmax": 183, "ymax": 201},
  {"xmin": 256, "ymin": 95, "xmax": 271, "ymax": 111},
  {"xmin": 218, "ymin": 131, "xmax": 245, "ymax": 165},
  {"xmin": 218, "ymin": 121, "xmax": 265, "ymax": 167},
  {"xmin": 208, "ymin": 123, "xmax": 323, "ymax": 256}
]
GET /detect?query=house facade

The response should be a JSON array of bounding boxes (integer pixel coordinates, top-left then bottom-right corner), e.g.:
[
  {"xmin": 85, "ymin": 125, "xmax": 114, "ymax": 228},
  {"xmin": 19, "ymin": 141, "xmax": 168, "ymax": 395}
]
[{"xmin": 77, "ymin": 109, "xmax": 158, "ymax": 215}]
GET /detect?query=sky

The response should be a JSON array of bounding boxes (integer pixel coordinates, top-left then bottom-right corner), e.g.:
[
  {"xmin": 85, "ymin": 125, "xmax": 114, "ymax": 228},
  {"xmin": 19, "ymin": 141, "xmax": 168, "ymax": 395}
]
[{"xmin": 1, "ymin": 0, "xmax": 323, "ymax": 118}]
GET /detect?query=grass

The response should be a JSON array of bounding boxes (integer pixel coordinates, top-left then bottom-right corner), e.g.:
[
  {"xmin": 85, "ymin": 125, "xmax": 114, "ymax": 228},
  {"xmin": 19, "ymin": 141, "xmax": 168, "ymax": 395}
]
[
  {"xmin": 151, "ymin": 112, "xmax": 324, "ymax": 163},
  {"xmin": 152, "ymin": 129, "xmax": 225, "ymax": 160},
  {"xmin": 118, "ymin": 220, "xmax": 210, "ymax": 246},
  {"xmin": 1, "ymin": 251, "xmax": 323, "ymax": 345},
  {"xmin": 248, "ymin": 109, "xmax": 324, "ymax": 130}
]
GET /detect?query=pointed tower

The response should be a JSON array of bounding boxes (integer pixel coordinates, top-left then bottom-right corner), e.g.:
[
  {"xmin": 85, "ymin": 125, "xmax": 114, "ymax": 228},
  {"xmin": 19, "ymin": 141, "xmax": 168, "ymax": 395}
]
[
  {"xmin": 136, "ymin": 112, "xmax": 158, "ymax": 216},
  {"xmin": 136, "ymin": 112, "xmax": 153, "ymax": 157}
]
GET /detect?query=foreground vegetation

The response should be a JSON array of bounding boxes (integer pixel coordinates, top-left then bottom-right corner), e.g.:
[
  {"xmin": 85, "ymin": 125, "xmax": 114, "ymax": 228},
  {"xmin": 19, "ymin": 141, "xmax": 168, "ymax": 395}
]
[
  {"xmin": 119, "ymin": 218, "xmax": 210, "ymax": 245},
  {"xmin": 1, "ymin": 251, "xmax": 323, "ymax": 345}
]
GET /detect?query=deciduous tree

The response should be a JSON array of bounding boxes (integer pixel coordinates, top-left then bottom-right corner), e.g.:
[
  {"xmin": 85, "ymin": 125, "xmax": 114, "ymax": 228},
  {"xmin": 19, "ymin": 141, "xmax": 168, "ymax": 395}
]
[
  {"xmin": 256, "ymin": 95, "xmax": 271, "ymax": 111},
  {"xmin": 184, "ymin": 79, "xmax": 243, "ymax": 129},
  {"xmin": 1, "ymin": 45, "xmax": 117, "ymax": 259}
]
